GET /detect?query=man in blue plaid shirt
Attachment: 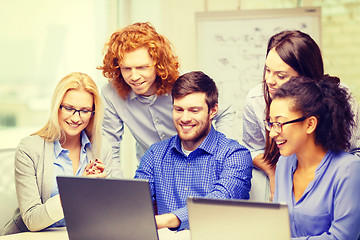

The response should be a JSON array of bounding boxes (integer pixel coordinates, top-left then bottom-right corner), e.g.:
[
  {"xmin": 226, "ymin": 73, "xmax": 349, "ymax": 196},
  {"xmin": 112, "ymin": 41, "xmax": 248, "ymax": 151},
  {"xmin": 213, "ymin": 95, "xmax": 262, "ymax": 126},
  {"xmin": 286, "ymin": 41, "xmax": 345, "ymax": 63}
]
[{"xmin": 135, "ymin": 71, "xmax": 253, "ymax": 230}]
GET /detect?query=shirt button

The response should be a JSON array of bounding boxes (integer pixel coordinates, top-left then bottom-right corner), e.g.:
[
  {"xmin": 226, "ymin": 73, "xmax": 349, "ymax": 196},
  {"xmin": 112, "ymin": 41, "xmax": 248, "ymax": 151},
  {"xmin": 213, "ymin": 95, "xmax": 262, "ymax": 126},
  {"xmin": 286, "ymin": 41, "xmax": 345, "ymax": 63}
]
[
  {"xmin": 185, "ymin": 187, "xmax": 188, "ymax": 191},
  {"xmin": 155, "ymin": 118, "xmax": 159, "ymax": 123},
  {"xmin": 188, "ymin": 163, "xmax": 191, "ymax": 167},
  {"xmin": 161, "ymin": 134, "xmax": 165, "ymax": 139}
]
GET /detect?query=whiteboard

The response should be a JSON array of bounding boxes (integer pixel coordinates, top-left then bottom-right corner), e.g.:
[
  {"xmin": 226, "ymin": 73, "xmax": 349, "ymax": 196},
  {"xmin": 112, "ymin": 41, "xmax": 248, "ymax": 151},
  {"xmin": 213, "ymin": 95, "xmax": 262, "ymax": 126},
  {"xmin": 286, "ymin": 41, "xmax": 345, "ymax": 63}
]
[{"xmin": 196, "ymin": 7, "xmax": 321, "ymax": 142}]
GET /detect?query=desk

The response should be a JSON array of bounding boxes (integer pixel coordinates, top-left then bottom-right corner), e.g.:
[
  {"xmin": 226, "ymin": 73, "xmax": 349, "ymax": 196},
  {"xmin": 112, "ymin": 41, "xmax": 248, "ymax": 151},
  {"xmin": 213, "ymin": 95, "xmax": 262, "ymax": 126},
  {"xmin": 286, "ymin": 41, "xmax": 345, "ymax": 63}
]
[{"xmin": 0, "ymin": 227, "xmax": 191, "ymax": 240}]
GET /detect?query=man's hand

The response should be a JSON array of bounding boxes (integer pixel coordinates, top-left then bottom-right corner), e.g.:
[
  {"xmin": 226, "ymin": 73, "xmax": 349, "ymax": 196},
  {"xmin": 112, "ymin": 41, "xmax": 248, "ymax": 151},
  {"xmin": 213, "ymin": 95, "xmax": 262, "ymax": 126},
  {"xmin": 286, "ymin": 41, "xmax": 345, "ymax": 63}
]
[{"xmin": 155, "ymin": 213, "xmax": 180, "ymax": 229}]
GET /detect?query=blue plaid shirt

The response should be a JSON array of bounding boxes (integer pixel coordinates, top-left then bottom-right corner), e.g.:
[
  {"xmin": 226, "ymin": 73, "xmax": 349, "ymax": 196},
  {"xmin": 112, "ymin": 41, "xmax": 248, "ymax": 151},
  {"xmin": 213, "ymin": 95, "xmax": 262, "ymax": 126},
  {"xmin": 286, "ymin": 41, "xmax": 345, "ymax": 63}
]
[{"xmin": 135, "ymin": 127, "xmax": 253, "ymax": 230}]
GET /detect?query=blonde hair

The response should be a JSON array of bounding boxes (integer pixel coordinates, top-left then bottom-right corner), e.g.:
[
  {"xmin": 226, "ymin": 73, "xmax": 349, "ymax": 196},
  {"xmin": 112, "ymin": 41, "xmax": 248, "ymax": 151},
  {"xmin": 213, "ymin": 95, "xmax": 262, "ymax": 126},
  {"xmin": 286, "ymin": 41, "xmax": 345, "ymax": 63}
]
[{"xmin": 33, "ymin": 72, "xmax": 104, "ymax": 157}]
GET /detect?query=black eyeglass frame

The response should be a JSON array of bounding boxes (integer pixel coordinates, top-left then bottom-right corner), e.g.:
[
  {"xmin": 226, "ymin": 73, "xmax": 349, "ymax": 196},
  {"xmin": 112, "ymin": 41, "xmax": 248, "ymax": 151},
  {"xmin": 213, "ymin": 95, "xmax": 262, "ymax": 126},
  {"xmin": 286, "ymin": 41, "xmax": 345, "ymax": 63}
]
[
  {"xmin": 59, "ymin": 105, "xmax": 95, "ymax": 118},
  {"xmin": 264, "ymin": 116, "xmax": 307, "ymax": 133}
]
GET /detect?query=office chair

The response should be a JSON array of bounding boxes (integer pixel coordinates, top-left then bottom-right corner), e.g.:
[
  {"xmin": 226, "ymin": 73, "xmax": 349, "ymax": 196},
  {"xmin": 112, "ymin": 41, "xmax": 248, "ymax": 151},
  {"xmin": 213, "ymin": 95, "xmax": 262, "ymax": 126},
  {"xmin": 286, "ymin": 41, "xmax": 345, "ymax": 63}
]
[{"xmin": 0, "ymin": 148, "xmax": 17, "ymax": 233}]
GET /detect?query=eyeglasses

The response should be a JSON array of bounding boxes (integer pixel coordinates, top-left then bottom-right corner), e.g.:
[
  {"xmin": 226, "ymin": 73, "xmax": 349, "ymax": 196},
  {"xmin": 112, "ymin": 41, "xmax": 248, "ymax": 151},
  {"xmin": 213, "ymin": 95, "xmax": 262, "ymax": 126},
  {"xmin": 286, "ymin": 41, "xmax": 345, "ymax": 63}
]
[
  {"xmin": 264, "ymin": 116, "xmax": 306, "ymax": 133},
  {"xmin": 120, "ymin": 63, "xmax": 156, "ymax": 74},
  {"xmin": 59, "ymin": 105, "xmax": 94, "ymax": 118}
]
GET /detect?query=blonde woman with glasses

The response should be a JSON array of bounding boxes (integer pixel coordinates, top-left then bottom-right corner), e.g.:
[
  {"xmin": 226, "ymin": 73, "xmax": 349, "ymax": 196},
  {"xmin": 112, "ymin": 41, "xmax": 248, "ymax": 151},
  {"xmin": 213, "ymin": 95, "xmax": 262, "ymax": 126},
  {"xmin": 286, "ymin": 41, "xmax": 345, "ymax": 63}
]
[{"xmin": 1, "ymin": 72, "xmax": 112, "ymax": 235}]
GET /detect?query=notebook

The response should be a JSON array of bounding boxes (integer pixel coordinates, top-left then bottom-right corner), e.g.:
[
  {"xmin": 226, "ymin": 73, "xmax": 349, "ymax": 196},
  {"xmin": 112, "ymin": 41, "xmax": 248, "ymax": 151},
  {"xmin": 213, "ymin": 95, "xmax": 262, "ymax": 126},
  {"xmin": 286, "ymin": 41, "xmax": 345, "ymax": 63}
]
[
  {"xmin": 57, "ymin": 176, "xmax": 159, "ymax": 240},
  {"xmin": 187, "ymin": 197, "xmax": 291, "ymax": 240}
]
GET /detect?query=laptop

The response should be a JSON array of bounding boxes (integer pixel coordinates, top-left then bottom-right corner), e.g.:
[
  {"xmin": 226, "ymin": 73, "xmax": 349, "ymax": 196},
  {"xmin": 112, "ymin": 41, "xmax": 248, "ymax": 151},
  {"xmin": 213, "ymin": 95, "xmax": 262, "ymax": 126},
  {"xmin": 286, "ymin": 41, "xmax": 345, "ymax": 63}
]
[
  {"xmin": 57, "ymin": 176, "xmax": 159, "ymax": 240},
  {"xmin": 187, "ymin": 197, "xmax": 291, "ymax": 240}
]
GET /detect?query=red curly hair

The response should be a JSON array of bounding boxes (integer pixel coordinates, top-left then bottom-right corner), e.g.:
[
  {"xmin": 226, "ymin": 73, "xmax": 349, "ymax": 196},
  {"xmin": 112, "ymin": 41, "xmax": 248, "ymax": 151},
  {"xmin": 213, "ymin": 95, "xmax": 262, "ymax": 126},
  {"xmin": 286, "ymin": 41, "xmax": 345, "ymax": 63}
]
[{"xmin": 98, "ymin": 22, "xmax": 180, "ymax": 99}]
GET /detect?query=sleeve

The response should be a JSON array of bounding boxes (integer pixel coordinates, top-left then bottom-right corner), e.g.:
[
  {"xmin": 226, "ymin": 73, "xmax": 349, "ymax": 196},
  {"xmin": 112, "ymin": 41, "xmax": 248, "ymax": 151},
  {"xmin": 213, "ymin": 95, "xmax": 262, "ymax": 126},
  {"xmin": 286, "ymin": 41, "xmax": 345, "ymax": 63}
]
[
  {"xmin": 204, "ymin": 143, "xmax": 253, "ymax": 200},
  {"xmin": 171, "ymin": 207, "xmax": 189, "ymax": 231},
  {"xmin": 242, "ymin": 95, "xmax": 266, "ymax": 160},
  {"xmin": 134, "ymin": 147, "xmax": 155, "ymax": 202},
  {"xmin": 212, "ymin": 101, "xmax": 235, "ymax": 139},
  {"xmin": 292, "ymin": 159, "xmax": 360, "ymax": 240},
  {"xmin": 15, "ymin": 138, "xmax": 63, "ymax": 232},
  {"xmin": 101, "ymin": 86, "xmax": 125, "ymax": 178},
  {"xmin": 135, "ymin": 146, "xmax": 190, "ymax": 231},
  {"xmin": 101, "ymin": 137, "xmax": 113, "ymax": 178},
  {"xmin": 348, "ymin": 95, "xmax": 360, "ymax": 157}
]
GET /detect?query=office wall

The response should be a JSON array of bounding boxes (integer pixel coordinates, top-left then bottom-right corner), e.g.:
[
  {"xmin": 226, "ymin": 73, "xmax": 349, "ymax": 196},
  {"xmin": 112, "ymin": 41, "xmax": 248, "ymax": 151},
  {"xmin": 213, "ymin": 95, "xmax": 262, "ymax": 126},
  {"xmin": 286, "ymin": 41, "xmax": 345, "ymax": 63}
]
[{"xmin": 121, "ymin": 0, "xmax": 360, "ymax": 99}]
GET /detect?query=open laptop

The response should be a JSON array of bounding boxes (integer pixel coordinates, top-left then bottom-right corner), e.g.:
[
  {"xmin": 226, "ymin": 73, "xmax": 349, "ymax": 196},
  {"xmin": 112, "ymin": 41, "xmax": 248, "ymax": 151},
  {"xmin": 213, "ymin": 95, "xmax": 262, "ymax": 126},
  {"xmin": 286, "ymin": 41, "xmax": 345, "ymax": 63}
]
[
  {"xmin": 187, "ymin": 197, "xmax": 291, "ymax": 240},
  {"xmin": 57, "ymin": 176, "xmax": 159, "ymax": 240}
]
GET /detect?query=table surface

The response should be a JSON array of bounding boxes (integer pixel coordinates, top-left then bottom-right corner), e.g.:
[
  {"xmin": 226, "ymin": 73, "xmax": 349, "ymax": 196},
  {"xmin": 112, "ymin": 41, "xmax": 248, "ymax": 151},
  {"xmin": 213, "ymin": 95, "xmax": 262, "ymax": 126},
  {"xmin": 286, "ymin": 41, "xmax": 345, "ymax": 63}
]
[{"xmin": 0, "ymin": 227, "xmax": 191, "ymax": 240}]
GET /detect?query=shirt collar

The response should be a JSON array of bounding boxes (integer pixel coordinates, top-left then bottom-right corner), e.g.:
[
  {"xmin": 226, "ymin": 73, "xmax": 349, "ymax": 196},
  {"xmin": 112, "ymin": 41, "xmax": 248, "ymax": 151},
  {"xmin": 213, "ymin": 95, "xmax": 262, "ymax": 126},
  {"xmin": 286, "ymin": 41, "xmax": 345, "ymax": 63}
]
[
  {"xmin": 173, "ymin": 126, "xmax": 217, "ymax": 156},
  {"xmin": 129, "ymin": 90, "xmax": 169, "ymax": 104},
  {"xmin": 80, "ymin": 131, "xmax": 91, "ymax": 152},
  {"xmin": 129, "ymin": 91, "xmax": 139, "ymax": 100},
  {"xmin": 290, "ymin": 150, "xmax": 332, "ymax": 174},
  {"xmin": 54, "ymin": 131, "xmax": 91, "ymax": 157}
]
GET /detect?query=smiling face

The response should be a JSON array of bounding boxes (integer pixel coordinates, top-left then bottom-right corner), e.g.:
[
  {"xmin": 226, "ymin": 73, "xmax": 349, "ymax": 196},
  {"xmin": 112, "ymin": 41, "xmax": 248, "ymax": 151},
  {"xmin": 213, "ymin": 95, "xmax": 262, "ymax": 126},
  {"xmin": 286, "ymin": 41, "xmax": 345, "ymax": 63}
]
[
  {"xmin": 173, "ymin": 92, "xmax": 218, "ymax": 151},
  {"xmin": 58, "ymin": 89, "xmax": 94, "ymax": 142},
  {"xmin": 120, "ymin": 47, "xmax": 157, "ymax": 96},
  {"xmin": 265, "ymin": 48, "xmax": 299, "ymax": 98},
  {"xmin": 268, "ymin": 97, "xmax": 309, "ymax": 157}
]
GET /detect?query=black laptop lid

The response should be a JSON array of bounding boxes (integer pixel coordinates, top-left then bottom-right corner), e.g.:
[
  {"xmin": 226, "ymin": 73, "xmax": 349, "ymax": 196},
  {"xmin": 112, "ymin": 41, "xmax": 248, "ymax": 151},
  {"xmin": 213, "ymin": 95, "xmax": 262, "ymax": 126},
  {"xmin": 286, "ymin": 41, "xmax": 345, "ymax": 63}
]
[{"xmin": 57, "ymin": 176, "xmax": 158, "ymax": 240}]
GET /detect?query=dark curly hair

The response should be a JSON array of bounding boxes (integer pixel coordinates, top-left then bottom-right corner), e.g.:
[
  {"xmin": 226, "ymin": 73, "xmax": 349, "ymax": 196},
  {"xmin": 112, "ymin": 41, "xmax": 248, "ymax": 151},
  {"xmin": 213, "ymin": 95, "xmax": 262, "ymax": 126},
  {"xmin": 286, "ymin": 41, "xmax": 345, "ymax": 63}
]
[
  {"xmin": 97, "ymin": 22, "xmax": 180, "ymax": 99},
  {"xmin": 272, "ymin": 75, "xmax": 354, "ymax": 152}
]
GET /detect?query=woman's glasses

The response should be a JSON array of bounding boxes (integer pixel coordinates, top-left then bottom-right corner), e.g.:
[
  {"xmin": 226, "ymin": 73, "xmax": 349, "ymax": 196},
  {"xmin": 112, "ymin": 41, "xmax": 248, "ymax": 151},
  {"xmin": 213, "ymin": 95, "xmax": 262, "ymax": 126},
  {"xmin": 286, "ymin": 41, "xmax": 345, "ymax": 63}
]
[
  {"xmin": 59, "ymin": 105, "xmax": 94, "ymax": 119},
  {"xmin": 264, "ymin": 116, "xmax": 306, "ymax": 133}
]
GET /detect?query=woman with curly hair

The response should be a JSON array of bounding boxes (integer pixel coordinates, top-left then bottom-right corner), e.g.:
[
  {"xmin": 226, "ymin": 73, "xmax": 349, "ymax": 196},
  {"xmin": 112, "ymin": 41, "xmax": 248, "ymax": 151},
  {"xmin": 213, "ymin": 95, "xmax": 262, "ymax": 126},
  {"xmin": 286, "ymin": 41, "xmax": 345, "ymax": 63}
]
[
  {"xmin": 98, "ymin": 22, "xmax": 233, "ymax": 177},
  {"xmin": 242, "ymin": 30, "xmax": 360, "ymax": 201},
  {"xmin": 268, "ymin": 75, "xmax": 360, "ymax": 239}
]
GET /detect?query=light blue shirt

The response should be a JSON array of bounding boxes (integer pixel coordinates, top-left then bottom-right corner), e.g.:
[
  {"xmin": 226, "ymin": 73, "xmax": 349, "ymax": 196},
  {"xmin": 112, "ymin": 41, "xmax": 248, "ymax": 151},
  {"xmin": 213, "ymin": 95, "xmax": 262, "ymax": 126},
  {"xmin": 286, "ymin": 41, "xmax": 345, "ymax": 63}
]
[
  {"xmin": 274, "ymin": 151, "xmax": 360, "ymax": 239},
  {"xmin": 50, "ymin": 131, "xmax": 91, "ymax": 227},
  {"xmin": 101, "ymin": 82, "xmax": 235, "ymax": 177},
  {"xmin": 134, "ymin": 127, "xmax": 253, "ymax": 230}
]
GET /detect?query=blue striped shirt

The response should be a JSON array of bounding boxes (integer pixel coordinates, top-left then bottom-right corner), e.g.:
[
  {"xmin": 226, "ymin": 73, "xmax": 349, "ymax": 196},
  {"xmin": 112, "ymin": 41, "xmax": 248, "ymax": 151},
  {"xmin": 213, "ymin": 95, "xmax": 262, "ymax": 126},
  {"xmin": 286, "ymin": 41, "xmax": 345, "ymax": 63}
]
[{"xmin": 135, "ymin": 127, "xmax": 253, "ymax": 230}]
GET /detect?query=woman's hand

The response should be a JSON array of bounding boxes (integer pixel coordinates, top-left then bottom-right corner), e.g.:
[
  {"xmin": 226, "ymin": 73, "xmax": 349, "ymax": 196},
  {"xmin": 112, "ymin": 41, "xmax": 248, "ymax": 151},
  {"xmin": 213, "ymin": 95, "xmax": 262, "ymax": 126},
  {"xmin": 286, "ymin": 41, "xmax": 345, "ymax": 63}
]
[{"xmin": 82, "ymin": 159, "xmax": 107, "ymax": 178}]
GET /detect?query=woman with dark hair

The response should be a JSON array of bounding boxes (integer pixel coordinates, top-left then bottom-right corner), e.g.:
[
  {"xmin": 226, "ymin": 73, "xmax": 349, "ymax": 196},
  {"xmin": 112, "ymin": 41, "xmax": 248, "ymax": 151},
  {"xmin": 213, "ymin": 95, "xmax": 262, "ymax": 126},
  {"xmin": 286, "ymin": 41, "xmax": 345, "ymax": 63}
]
[
  {"xmin": 268, "ymin": 75, "xmax": 360, "ymax": 239},
  {"xmin": 242, "ymin": 30, "xmax": 360, "ymax": 200}
]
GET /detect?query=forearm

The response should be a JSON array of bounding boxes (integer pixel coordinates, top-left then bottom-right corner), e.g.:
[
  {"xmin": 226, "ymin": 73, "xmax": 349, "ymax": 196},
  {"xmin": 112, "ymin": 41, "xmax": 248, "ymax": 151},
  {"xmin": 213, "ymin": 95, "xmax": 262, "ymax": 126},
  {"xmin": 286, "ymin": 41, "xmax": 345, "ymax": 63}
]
[
  {"xmin": 155, "ymin": 213, "xmax": 181, "ymax": 229},
  {"xmin": 21, "ymin": 194, "xmax": 63, "ymax": 231},
  {"xmin": 253, "ymin": 153, "xmax": 276, "ymax": 200},
  {"xmin": 253, "ymin": 153, "xmax": 275, "ymax": 177}
]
